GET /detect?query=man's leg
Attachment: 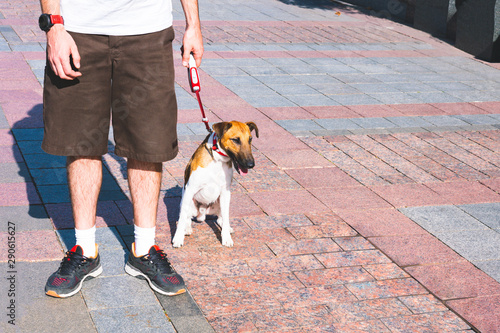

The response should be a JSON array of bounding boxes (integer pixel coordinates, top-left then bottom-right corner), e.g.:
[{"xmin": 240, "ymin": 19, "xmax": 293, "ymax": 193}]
[
  {"xmin": 125, "ymin": 158, "xmax": 186, "ymax": 296},
  {"xmin": 45, "ymin": 156, "xmax": 103, "ymax": 298},
  {"xmin": 127, "ymin": 158, "xmax": 162, "ymax": 256}
]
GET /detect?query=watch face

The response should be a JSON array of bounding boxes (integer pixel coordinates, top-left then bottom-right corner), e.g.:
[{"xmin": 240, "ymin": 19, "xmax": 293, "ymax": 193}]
[{"xmin": 39, "ymin": 14, "xmax": 52, "ymax": 31}]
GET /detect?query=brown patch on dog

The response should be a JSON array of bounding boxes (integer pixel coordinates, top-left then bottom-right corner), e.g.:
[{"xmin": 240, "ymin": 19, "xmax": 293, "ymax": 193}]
[{"xmin": 184, "ymin": 135, "xmax": 213, "ymax": 185}]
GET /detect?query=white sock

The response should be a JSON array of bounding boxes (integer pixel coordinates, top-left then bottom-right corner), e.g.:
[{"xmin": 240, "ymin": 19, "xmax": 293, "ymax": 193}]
[
  {"xmin": 134, "ymin": 225, "xmax": 156, "ymax": 257},
  {"xmin": 75, "ymin": 226, "xmax": 97, "ymax": 258}
]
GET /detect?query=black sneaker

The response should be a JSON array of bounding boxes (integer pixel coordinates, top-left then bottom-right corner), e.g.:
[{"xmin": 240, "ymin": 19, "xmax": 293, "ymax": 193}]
[
  {"xmin": 45, "ymin": 245, "xmax": 102, "ymax": 298},
  {"xmin": 125, "ymin": 244, "xmax": 186, "ymax": 296}
]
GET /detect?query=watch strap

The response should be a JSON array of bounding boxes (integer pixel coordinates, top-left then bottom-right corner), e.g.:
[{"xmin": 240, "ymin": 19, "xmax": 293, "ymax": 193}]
[{"xmin": 50, "ymin": 15, "xmax": 64, "ymax": 25}]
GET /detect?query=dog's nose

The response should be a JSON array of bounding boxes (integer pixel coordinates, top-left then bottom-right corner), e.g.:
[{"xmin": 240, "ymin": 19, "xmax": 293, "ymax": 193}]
[{"xmin": 246, "ymin": 160, "xmax": 255, "ymax": 169}]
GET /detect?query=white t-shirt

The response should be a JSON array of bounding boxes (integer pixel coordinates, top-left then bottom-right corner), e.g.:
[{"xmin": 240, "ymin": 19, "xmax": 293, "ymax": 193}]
[{"xmin": 60, "ymin": 0, "xmax": 173, "ymax": 36}]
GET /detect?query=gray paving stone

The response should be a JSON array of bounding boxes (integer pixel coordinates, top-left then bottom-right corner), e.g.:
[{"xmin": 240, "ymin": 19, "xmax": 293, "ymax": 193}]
[
  {"xmin": 276, "ymin": 119, "xmax": 323, "ymax": 132},
  {"xmin": 330, "ymin": 93, "xmax": 383, "ymax": 105},
  {"xmin": 452, "ymin": 114, "xmax": 500, "ymax": 125},
  {"xmin": 90, "ymin": 305, "xmax": 175, "ymax": 333},
  {"xmin": 0, "ymin": 106, "xmax": 9, "ymax": 128},
  {"xmin": 0, "ymin": 205, "xmax": 52, "ymax": 231},
  {"xmin": 0, "ymin": 162, "xmax": 30, "ymax": 183},
  {"xmin": 10, "ymin": 42, "xmax": 44, "ymax": 52},
  {"xmin": 315, "ymin": 118, "xmax": 362, "ymax": 130},
  {"xmin": 473, "ymin": 260, "xmax": 500, "ymax": 283},
  {"xmin": 157, "ymin": 292, "xmax": 215, "ymax": 333},
  {"xmin": 266, "ymin": 83, "xmax": 319, "ymax": 95},
  {"xmin": 284, "ymin": 93, "xmax": 339, "ymax": 107},
  {"xmin": 387, "ymin": 82, "xmax": 437, "ymax": 93},
  {"xmin": 409, "ymin": 91, "xmax": 464, "ymax": 103},
  {"xmin": 243, "ymin": 94, "xmax": 296, "ymax": 107},
  {"xmin": 82, "ymin": 275, "xmax": 160, "ymax": 310},
  {"xmin": 0, "ymin": 261, "xmax": 96, "ymax": 333},
  {"xmin": 386, "ymin": 116, "xmax": 434, "ymax": 128},
  {"xmin": 436, "ymin": 229, "xmax": 500, "ymax": 262},
  {"xmin": 352, "ymin": 117, "xmax": 399, "ymax": 129},
  {"xmin": 459, "ymin": 203, "xmax": 500, "ymax": 230},
  {"xmin": 369, "ymin": 92, "xmax": 422, "ymax": 105},
  {"xmin": 421, "ymin": 115, "xmax": 470, "ymax": 127},
  {"xmin": 349, "ymin": 83, "xmax": 401, "ymax": 94},
  {"xmin": 400, "ymin": 205, "xmax": 490, "ymax": 235}
]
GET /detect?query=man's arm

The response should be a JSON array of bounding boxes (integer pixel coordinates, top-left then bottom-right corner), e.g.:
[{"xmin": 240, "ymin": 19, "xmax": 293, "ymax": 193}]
[
  {"xmin": 40, "ymin": 0, "xmax": 81, "ymax": 80},
  {"xmin": 179, "ymin": 0, "xmax": 203, "ymax": 67}
]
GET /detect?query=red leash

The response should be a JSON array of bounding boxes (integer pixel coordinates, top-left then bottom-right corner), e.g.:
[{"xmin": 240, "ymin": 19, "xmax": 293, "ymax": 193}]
[{"xmin": 188, "ymin": 55, "xmax": 211, "ymax": 133}]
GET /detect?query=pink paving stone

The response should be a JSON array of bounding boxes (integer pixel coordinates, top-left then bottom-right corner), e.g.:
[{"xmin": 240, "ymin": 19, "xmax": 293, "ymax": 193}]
[
  {"xmin": 333, "ymin": 236, "xmax": 375, "ymax": 251},
  {"xmin": 0, "ymin": 182, "xmax": 41, "ymax": 205},
  {"xmin": 222, "ymin": 273, "xmax": 304, "ymax": 295},
  {"xmin": 228, "ymin": 192, "xmax": 265, "ymax": 218},
  {"xmin": 326, "ymin": 298, "xmax": 412, "ymax": 325},
  {"xmin": 250, "ymin": 133, "xmax": 310, "ymax": 153},
  {"xmin": 405, "ymin": 261, "xmax": 500, "ymax": 300},
  {"xmin": 315, "ymin": 249, "xmax": 392, "ymax": 268},
  {"xmin": 310, "ymin": 186, "xmax": 393, "ymax": 212},
  {"xmin": 363, "ymin": 263, "xmax": 410, "ymax": 281},
  {"xmin": 336, "ymin": 208, "xmax": 427, "ymax": 237},
  {"xmin": 246, "ymin": 255, "xmax": 324, "ymax": 275},
  {"xmin": 302, "ymin": 105, "xmax": 359, "ymax": 119},
  {"xmin": 246, "ymin": 306, "xmax": 331, "ymax": 331},
  {"xmin": 0, "ymin": 230, "xmax": 62, "ymax": 261},
  {"xmin": 286, "ymin": 166, "xmax": 360, "ymax": 189},
  {"xmin": 196, "ymin": 292, "xmax": 282, "ymax": 317},
  {"xmin": 471, "ymin": 101, "xmax": 500, "ymax": 113},
  {"xmin": 21, "ymin": 51, "xmax": 46, "ymax": 60},
  {"xmin": 389, "ymin": 103, "xmax": 445, "ymax": 116},
  {"xmin": 256, "ymin": 106, "xmax": 314, "ymax": 120},
  {"xmin": 368, "ymin": 183, "xmax": 448, "ymax": 208},
  {"xmin": 268, "ymin": 238, "xmax": 341, "ymax": 256},
  {"xmin": 347, "ymin": 104, "xmax": 404, "ymax": 118},
  {"xmin": 0, "ymin": 145, "xmax": 23, "ymax": 163},
  {"xmin": 426, "ymin": 180, "xmax": 500, "ymax": 205},
  {"xmin": 250, "ymin": 50, "xmax": 292, "ymax": 58},
  {"xmin": 207, "ymin": 314, "xmax": 257, "ymax": 333},
  {"xmin": 319, "ymin": 320, "xmax": 391, "ymax": 333},
  {"xmin": 287, "ymin": 223, "xmax": 357, "ymax": 239},
  {"xmin": 177, "ymin": 109, "xmax": 221, "ymax": 123},
  {"xmin": 0, "ymin": 89, "xmax": 42, "ymax": 103},
  {"xmin": 381, "ymin": 311, "xmax": 470, "ymax": 332},
  {"xmin": 431, "ymin": 102, "xmax": 488, "ymax": 115},
  {"xmin": 398, "ymin": 294, "xmax": 448, "ymax": 314},
  {"xmin": 45, "ymin": 201, "xmax": 128, "ymax": 229},
  {"xmin": 481, "ymin": 178, "xmax": 500, "ymax": 193},
  {"xmin": 0, "ymin": 129, "xmax": 16, "ymax": 146},
  {"xmin": 244, "ymin": 214, "xmax": 312, "ymax": 229},
  {"xmin": 306, "ymin": 211, "xmax": 346, "ymax": 225},
  {"xmin": 214, "ymin": 51, "xmax": 259, "ymax": 59},
  {"xmin": 249, "ymin": 190, "xmax": 329, "ymax": 216},
  {"xmin": 289, "ymin": 50, "xmax": 330, "ymax": 58},
  {"xmin": 447, "ymin": 295, "xmax": 500, "ymax": 333},
  {"xmin": 294, "ymin": 266, "xmax": 375, "ymax": 287},
  {"xmin": 345, "ymin": 278, "xmax": 427, "ymax": 300},
  {"xmin": 368, "ymin": 233, "xmax": 465, "ymax": 267},
  {"xmin": 4, "ymin": 110, "xmax": 43, "ymax": 128},
  {"xmin": 273, "ymin": 285, "xmax": 357, "ymax": 309},
  {"xmin": 264, "ymin": 149, "xmax": 333, "ymax": 169}
]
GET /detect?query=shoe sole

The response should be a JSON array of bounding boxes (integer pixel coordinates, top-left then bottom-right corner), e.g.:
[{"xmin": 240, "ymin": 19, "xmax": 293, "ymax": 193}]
[
  {"xmin": 125, "ymin": 263, "xmax": 186, "ymax": 296},
  {"xmin": 45, "ymin": 265, "xmax": 103, "ymax": 298}
]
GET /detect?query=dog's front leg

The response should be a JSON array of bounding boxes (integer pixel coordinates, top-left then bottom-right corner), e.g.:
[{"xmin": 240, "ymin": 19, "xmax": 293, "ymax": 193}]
[
  {"xmin": 173, "ymin": 186, "xmax": 196, "ymax": 248},
  {"xmin": 219, "ymin": 188, "xmax": 233, "ymax": 247}
]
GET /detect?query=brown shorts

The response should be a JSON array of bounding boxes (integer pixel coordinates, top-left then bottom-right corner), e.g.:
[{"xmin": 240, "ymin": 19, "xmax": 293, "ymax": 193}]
[{"xmin": 42, "ymin": 27, "xmax": 178, "ymax": 163}]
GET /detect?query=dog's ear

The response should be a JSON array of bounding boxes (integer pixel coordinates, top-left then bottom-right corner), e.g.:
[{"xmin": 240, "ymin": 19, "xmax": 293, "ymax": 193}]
[
  {"xmin": 212, "ymin": 122, "xmax": 232, "ymax": 138},
  {"xmin": 246, "ymin": 122, "xmax": 259, "ymax": 138}
]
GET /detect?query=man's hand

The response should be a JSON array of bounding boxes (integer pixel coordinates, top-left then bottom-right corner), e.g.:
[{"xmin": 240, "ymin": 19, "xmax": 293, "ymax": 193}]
[
  {"xmin": 46, "ymin": 25, "xmax": 82, "ymax": 80},
  {"xmin": 180, "ymin": 0, "xmax": 203, "ymax": 68}
]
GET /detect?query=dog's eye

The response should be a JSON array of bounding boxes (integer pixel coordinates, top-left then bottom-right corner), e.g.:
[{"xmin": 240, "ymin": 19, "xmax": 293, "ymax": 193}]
[
  {"xmin": 231, "ymin": 138, "xmax": 241, "ymax": 145},
  {"xmin": 249, "ymin": 136, "xmax": 253, "ymax": 143}
]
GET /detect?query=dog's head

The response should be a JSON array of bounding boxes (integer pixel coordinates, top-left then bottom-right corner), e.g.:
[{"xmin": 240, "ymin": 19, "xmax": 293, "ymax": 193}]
[{"xmin": 213, "ymin": 121, "xmax": 259, "ymax": 175}]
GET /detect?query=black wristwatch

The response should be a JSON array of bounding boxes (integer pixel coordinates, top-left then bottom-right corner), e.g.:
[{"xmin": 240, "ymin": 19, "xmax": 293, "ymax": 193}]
[{"xmin": 39, "ymin": 14, "xmax": 64, "ymax": 32}]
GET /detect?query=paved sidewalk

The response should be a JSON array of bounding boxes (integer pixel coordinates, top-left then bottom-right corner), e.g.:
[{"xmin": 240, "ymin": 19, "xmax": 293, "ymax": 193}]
[{"xmin": 1, "ymin": 0, "xmax": 500, "ymax": 332}]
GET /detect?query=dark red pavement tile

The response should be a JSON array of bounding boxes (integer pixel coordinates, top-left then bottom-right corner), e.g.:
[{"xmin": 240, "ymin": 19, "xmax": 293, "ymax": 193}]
[
  {"xmin": 247, "ymin": 305, "xmax": 331, "ymax": 332},
  {"xmin": 196, "ymin": 292, "xmax": 281, "ymax": 317},
  {"xmin": 345, "ymin": 278, "xmax": 427, "ymax": 300},
  {"xmin": 363, "ymin": 263, "xmax": 410, "ymax": 281},
  {"xmin": 244, "ymin": 214, "xmax": 312, "ymax": 230},
  {"xmin": 481, "ymin": 177, "xmax": 500, "ymax": 193},
  {"xmin": 327, "ymin": 298, "xmax": 412, "ymax": 325},
  {"xmin": 447, "ymin": 295, "xmax": 500, "ymax": 333},
  {"xmin": 175, "ymin": 259, "xmax": 254, "ymax": 280},
  {"xmin": 265, "ymin": 149, "xmax": 333, "ymax": 169},
  {"xmin": 207, "ymin": 314, "xmax": 258, "ymax": 333},
  {"xmin": 347, "ymin": 104, "xmax": 404, "ymax": 118},
  {"xmin": 315, "ymin": 250, "xmax": 392, "ymax": 268},
  {"xmin": 310, "ymin": 186, "xmax": 392, "ymax": 212},
  {"xmin": 306, "ymin": 211, "xmax": 346, "ymax": 226},
  {"xmin": 252, "ymin": 134, "xmax": 310, "ymax": 152},
  {"xmin": 268, "ymin": 238, "xmax": 341, "ymax": 256},
  {"xmin": 336, "ymin": 208, "xmax": 426, "ymax": 237},
  {"xmin": 471, "ymin": 101, "xmax": 500, "ymax": 113},
  {"xmin": 237, "ymin": 170, "xmax": 302, "ymax": 192},
  {"xmin": 333, "ymin": 237, "xmax": 375, "ymax": 251},
  {"xmin": 273, "ymin": 285, "xmax": 357, "ymax": 309},
  {"xmin": 431, "ymin": 102, "xmax": 488, "ymax": 115},
  {"xmin": 247, "ymin": 255, "xmax": 324, "ymax": 275},
  {"xmin": 249, "ymin": 190, "xmax": 330, "ymax": 216},
  {"xmin": 380, "ymin": 311, "xmax": 470, "ymax": 332},
  {"xmin": 229, "ymin": 192, "xmax": 265, "ymax": 218},
  {"xmin": 405, "ymin": 261, "xmax": 500, "ymax": 300},
  {"xmin": 368, "ymin": 183, "xmax": 448, "ymax": 208},
  {"xmin": 303, "ymin": 105, "xmax": 359, "ymax": 119},
  {"xmin": 369, "ymin": 233, "xmax": 465, "ymax": 267},
  {"xmin": 287, "ymin": 223, "xmax": 357, "ymax": 239},
  {"xmin": 0, "ymin": 230, "xmax": 62, "ymax": 261},
  {"xmin": 398, "ymin": 294, "xmax": 448, "ymax": 314},
  {"xmin": 0, "ymin": 182, "xmax": 41, "ymax": 205},
  {"xmin": 186, "ymin": 278, "xmax": 228, "ymax": 297},
  {"xmin": 319, "ymin": 320, "xmax": 391, "ymax": 333},
  {"xmin": 294, "ymin": 267, "xmax": 374, "ymax": 287},
  {"xmin": 285, "ymin": 167, "xmax": 360, "ymax": 189},
  {"xmin": 222, "ymin": 273, "xmax": 303, "ymax": 295},
  {"xmin": 199, "ymin": 245, "xmax": 275, "ymax": 262},
  {"xmin": 236, "ymin": 228, "xmax": 297, "ymax": 245},
  {"xmin": 426, "ymin": 180, "xmax": 500, "ymax": 205},
  {"xmin": 257, "ymin": 106, "xmax": 313, "ymax": 120}
]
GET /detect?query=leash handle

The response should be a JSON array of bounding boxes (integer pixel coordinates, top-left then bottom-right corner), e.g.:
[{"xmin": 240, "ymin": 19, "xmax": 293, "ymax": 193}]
[{"xmin": 187, "ymin": 53, "xmax": 211, "ymax": 133}]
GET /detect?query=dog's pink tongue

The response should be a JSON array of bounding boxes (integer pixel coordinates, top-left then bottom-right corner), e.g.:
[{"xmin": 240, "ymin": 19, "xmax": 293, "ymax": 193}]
[{"xmin": 240, "ymin": 167, "xmax": 249, "ymax": 176}]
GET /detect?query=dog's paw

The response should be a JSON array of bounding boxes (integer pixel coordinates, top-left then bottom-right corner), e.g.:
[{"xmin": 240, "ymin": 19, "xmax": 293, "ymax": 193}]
[
  {"xmin": 185, "ymin": 225, "xmax": 193, "ymax": 235},
  {"xmin": 221, "ymin": 233, "xmax": 234, "ymax": 247},
  {"xmin": 217, "ymin": 219, "xmax": 234, "ymax": 234},
  {"xmin": 172, "ymin": 234, "xmax": 185, "ymax": 248}
]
